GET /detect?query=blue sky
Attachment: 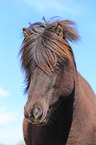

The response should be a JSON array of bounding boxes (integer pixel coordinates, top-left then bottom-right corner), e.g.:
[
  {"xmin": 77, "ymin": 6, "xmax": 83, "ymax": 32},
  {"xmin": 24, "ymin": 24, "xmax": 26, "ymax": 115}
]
[{"xmin": 0, "ymin": 0, "xmax": 96, "ymax": 144}]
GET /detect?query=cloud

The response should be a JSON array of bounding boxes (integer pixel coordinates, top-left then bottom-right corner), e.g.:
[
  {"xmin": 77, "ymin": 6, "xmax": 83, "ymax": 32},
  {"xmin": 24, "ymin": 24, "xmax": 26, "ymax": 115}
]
[
  {"xmin": 0, "ymin": 106, "xmax": 17, "ymax": 125},
  {"xmin": 0, "ymin": 87, "xmax": 15, "ymax": 125},
  {"xmin": 21, "ymin": 0, "xmax": 81, "ymax": 16},
  {"xmin": 0, "ymin": 87, "xmax": 16, "ymax": 126},
  {"xmin": 0, "ymin": 111, "xmax": 17, "ymax": 125},
  {"xmin": 0, "ymin": 107, "xmax": 24, "ymax": 145},
  {"xmin": 0, "ymin": 119, "xmax": 24, "ymax": 145},
  {"xmin": 0, "ymin": 86, "xmax": 10, "ymax": 101}
]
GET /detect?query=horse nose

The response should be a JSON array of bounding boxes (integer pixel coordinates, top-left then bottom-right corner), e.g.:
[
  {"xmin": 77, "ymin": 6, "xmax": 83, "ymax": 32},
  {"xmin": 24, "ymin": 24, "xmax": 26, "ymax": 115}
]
[
  {"xmin": 32, "ymin": 106, "xmax": 43, "ymax": 120},
  {"xmin": 24, "ymin": 105, "xmax": 43, "ymax": 123}
]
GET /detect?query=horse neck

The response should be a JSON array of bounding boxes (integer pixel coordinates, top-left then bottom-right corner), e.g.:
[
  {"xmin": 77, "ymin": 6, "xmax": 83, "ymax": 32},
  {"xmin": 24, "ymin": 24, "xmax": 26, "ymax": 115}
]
[
  {"xmin": 66, "ymin": 72, "xmax": 93, "ymax": 144},
  {"xmin": 54, "ymin": 71, "xmax": 85, "ymax": 144},
  {"xmin": 49, "ymin": 82, "xmax": 75, "ymax": 144},
  {"xmin": 72, "ymin": 72, "xmax": 87, "ymax": 121}
]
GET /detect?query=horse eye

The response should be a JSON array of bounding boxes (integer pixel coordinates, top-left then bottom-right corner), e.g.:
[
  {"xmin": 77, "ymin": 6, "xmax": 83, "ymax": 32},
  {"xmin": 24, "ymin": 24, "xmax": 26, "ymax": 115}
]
[
  {"xmin": 58, "ymin": 28, "xmax": 61, "ymax": 33},
  {"xmin": 56, "ymin": 62, "xmax": 61, "ymax": 67}
]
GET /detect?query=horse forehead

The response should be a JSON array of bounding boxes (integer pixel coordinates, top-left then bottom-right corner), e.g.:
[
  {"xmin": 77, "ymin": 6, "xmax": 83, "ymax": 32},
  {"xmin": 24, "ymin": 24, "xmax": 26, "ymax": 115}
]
[
  {"xmin": 28, "ymin": 74, "xmax": 55, "ymax": 98},
  {"xmin": 31, "ymin": 70, "xmax": 57, "ymax": 88}
]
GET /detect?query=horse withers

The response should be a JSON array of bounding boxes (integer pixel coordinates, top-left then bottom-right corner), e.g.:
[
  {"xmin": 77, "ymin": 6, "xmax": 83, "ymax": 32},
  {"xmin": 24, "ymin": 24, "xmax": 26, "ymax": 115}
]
[{"xmin": 20, "ymin": 18, "xmax": 96, "ymax": 145}]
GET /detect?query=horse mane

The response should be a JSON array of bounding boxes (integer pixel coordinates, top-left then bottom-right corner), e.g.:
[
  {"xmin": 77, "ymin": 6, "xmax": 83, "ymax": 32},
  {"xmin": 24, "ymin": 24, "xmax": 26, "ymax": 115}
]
[{"xmin": 19, "ymin": 17, "xmax": 80, "ymax": 92}]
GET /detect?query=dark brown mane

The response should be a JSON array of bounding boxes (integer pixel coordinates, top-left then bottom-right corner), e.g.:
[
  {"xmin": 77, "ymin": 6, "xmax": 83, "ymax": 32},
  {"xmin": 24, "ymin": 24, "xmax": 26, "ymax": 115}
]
[{"xmin": 20, "ymin": 18, "xmax": 80, "ymax": 91}]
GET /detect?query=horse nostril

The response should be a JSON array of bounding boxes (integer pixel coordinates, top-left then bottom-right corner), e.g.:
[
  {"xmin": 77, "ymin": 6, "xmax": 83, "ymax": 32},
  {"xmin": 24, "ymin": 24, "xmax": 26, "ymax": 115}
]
[
  {"xmin": 24, "ymin": 107, "xmax": 31, "ymax": 119},
  {"xmin": 25, "ymin": 113, "xmax": 29, "ymax": 119},
  {"xmin": 32, "ymin": 107, "xmax": 43, "ymax": 120}
]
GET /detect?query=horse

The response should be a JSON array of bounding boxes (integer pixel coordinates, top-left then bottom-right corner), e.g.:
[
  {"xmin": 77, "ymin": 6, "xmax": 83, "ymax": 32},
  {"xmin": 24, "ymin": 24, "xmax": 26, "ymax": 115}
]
[{"xmin": 20, "ymin": 18, "xmax": 96, "ymax": 145}]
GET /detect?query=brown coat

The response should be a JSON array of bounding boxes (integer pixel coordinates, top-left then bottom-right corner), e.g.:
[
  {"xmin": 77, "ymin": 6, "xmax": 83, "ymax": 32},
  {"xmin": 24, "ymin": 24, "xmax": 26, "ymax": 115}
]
[{"xmin": 20, "ymin": 18, "xmax": 96, "ymax": 145}]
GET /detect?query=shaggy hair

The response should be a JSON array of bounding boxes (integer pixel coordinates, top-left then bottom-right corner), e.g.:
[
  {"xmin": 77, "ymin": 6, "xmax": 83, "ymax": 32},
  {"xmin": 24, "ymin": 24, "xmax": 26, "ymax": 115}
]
[{"xmin": 19, "ymin": 17, "xmax": 80, "ymax": 91}]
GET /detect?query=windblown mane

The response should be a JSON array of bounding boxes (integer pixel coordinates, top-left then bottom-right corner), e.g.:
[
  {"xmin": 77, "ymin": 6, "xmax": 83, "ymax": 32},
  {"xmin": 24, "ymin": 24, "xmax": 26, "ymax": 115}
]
[{"xmin": 20, "ymin": 17, "xmax": 80, "ymax": 91}]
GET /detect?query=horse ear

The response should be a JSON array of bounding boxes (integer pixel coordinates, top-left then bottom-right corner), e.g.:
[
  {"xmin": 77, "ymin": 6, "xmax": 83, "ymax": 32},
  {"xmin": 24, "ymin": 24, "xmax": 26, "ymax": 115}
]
[
  {"xmin": 55, "ymin": 22, "xmax": 64, "ymax": 38},
  {"xmin": 23, "ymin": 28, "xmax": 30, "ymax": 38}
]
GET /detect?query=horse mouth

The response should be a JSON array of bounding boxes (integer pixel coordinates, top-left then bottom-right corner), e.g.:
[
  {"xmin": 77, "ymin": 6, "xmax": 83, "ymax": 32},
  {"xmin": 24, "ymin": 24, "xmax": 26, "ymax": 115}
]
[
  {"xmin": 26, "ymin": 114, "xmax": 48, "ymax": 126},
  {"xmin": 25, "ymin": 108, "xmax": 50, "ymax": 126}
]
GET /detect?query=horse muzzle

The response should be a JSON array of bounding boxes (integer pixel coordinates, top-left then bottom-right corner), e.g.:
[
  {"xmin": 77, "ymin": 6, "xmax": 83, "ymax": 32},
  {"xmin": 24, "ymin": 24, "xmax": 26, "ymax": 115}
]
[{"xmin": 24, "ymin": 105, "xmax": 48, "ymax": 126}]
